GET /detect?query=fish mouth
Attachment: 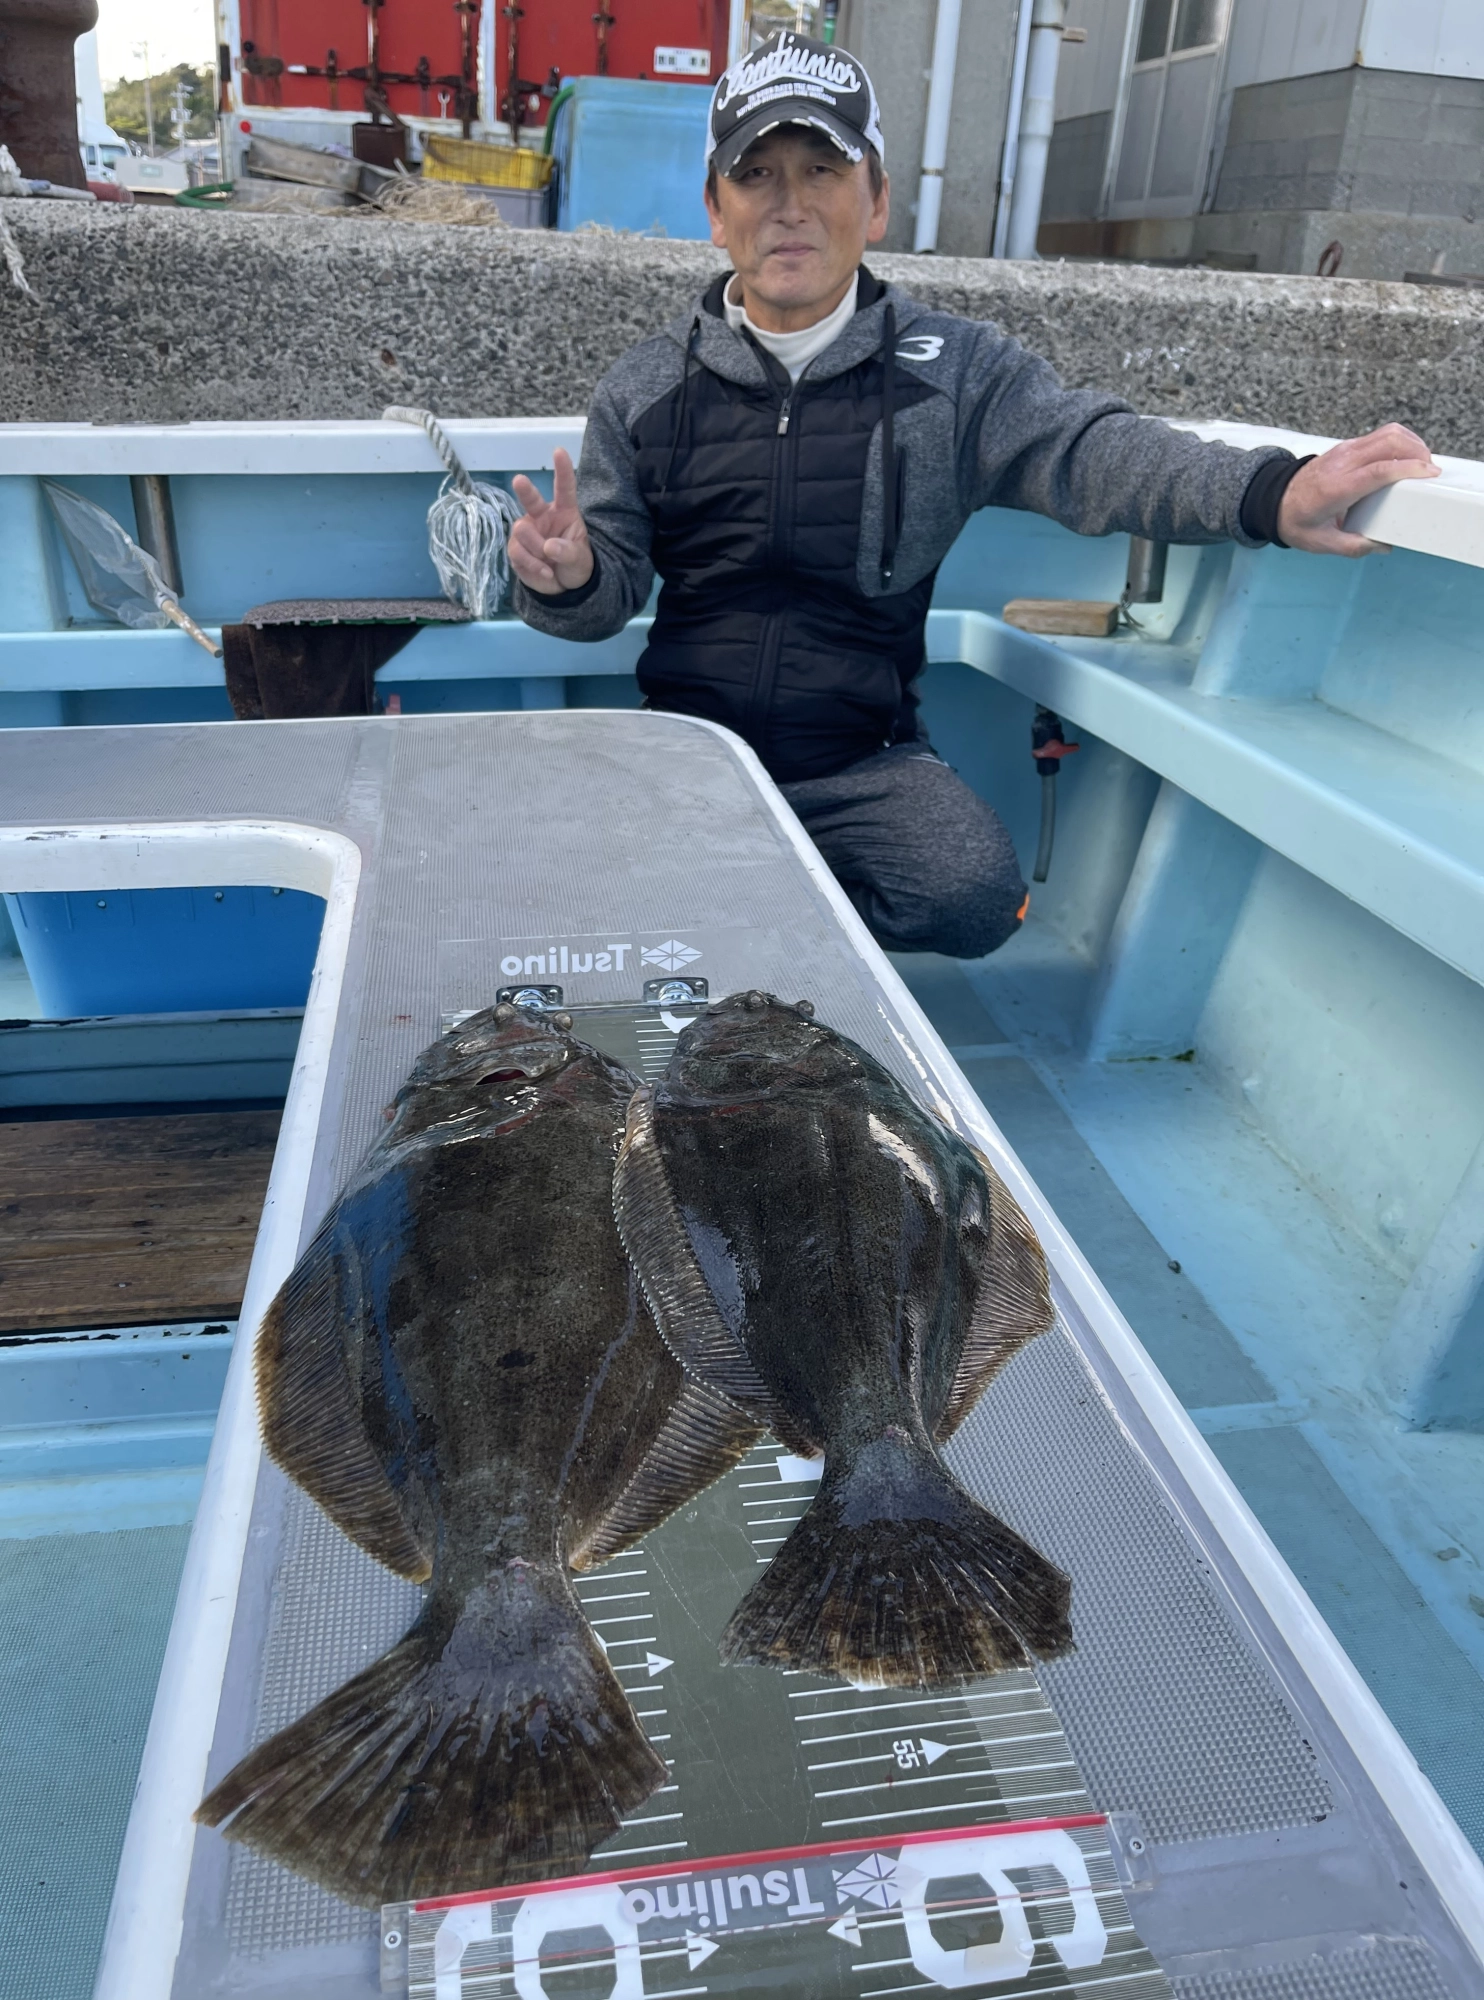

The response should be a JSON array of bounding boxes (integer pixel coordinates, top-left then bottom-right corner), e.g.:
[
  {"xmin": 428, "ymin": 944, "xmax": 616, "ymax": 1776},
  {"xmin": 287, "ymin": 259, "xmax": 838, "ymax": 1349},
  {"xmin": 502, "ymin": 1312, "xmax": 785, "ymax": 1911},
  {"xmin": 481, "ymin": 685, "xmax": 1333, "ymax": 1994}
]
[{"xmin": 669, "ymin": 991, "xmax": 850, "ymax": 1095}]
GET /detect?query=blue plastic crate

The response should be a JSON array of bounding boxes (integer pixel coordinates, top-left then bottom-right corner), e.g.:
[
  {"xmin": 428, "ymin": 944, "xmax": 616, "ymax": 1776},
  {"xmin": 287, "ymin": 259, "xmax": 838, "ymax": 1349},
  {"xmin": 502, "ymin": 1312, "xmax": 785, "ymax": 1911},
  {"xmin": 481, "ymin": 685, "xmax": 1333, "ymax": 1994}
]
[
  {"xmin": 4, "ymin": 886, "xmax": 325, "ymax": 1017},
  {"xmin": 553, "ymin": 75, "xmax": 712, "ymax": 241}
]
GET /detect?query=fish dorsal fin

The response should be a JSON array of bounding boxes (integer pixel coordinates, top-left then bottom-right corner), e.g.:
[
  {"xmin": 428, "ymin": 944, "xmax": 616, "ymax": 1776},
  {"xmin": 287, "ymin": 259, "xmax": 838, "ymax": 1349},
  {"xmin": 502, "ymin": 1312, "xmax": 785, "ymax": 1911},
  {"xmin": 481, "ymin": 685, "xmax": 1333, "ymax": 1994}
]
[
  {"xmin": 256, "ymin": 1217, "xmax": 433, "ymax": 1583},
  {"xmin": 573, "ymin": 1378, "xmax": 763, "ymax": 1571},
  {"xmin": 613, "ymin": 1087, "xmax": 788, "ymax": 1433},
  {"xmin": 934, "ymin": 1150, "xmax": 1054, "ymax": 1444}
]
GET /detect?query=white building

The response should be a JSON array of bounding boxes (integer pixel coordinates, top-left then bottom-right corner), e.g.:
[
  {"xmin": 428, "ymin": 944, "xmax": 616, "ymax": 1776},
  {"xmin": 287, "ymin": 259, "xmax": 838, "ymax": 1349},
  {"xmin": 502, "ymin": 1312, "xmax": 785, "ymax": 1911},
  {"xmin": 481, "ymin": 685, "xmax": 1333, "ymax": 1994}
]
[{"xmin": 1042, "ymin": 0, "xmax": 1484, "ymax": 277}]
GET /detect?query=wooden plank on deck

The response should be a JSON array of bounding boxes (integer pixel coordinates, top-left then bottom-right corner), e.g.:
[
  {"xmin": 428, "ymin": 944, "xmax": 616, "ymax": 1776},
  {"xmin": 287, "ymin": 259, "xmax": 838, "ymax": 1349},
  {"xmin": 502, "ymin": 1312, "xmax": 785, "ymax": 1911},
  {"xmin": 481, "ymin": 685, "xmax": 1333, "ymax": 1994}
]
[{"xmin": 0, "ymin": 1110, "xmax": 281, "ymax": 1332}]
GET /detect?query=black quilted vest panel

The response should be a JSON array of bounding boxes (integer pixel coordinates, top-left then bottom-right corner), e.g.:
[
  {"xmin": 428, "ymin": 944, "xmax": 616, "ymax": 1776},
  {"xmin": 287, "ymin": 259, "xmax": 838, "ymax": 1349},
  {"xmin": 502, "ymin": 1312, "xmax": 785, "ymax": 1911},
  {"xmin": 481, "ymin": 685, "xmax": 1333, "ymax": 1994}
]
[{"xmin": 629, "ymin": 297, "xmax": 939, "ymax": 784}]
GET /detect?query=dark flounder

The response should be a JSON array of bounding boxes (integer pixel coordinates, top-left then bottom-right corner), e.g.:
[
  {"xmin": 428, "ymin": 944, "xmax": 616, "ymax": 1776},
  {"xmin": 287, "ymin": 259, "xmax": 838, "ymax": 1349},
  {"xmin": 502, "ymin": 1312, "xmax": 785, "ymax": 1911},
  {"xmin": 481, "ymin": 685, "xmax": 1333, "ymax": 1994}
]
[
  {"xmin": 196, "ymin": 1004, "xmax": 753, "ymax": 1906},
  {"xmin": 614, "ymin": 990, "xmax": 1071, "ymax": 1687}
]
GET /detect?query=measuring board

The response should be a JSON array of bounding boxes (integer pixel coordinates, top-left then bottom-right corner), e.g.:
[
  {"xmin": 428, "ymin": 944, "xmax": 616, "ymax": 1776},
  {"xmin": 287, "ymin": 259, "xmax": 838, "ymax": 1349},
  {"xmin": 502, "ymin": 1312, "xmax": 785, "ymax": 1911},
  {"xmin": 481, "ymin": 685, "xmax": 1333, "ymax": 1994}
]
[
  {"xmin": 1, "ymin": 711, "xmax": 1473, "ymax": 2000},
  {"xmin": 381, "ymin": 1434, "xmax": 1170, "ymax": 2000},
  {"xmin": 229, "ymin": 996, "xmax": 1168, "ymax": 1996}
]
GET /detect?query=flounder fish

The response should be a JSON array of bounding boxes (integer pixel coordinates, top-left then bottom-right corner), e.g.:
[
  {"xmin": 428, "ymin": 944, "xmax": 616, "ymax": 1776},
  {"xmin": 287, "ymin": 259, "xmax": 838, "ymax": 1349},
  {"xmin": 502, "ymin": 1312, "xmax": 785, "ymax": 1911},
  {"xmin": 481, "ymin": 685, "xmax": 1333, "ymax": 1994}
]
[
  {"xmin": 614, "ymin": 990, "xmax": 1072, "ymax": 1687},
  {"xmin": 196, "ymin": 1003, "xmax": 755, "ymax": 1905}
]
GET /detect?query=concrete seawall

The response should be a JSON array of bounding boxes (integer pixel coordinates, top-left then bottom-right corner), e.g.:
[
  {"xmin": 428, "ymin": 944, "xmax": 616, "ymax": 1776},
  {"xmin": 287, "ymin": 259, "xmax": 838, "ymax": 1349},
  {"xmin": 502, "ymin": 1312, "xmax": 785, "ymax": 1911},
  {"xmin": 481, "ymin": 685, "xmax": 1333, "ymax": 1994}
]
[{"xmin": 3, "ymin": 205, "xmax": 1483, "ymax": 452}]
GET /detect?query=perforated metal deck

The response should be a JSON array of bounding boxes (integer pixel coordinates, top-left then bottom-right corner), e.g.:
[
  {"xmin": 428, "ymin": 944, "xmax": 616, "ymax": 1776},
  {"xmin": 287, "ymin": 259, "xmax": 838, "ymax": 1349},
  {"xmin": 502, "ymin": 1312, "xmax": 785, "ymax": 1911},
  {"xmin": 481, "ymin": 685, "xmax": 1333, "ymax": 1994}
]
[{"xmin": 0, "ymin": 712, "xmax": 1478, "ymax": 2000}]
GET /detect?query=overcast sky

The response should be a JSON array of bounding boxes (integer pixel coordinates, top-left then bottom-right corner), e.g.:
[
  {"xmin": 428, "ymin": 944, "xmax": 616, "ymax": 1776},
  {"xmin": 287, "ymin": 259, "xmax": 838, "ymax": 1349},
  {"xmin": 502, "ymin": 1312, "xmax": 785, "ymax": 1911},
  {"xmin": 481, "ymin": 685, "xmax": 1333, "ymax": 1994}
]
[{"xmin": 95, "ymin": 0, "xmax": 216, "ymax": 86}]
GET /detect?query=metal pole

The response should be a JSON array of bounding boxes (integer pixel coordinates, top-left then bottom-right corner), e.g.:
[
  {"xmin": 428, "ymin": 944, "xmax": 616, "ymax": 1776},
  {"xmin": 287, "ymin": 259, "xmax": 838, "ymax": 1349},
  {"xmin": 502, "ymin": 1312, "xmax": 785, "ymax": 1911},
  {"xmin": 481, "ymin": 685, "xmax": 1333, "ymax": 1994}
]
[
  {"xmin": 130, "ymin": 475, "xmax": 184, "ymax": 598},
  {"xmin": 136, "ymin": 41, "xmax": 155, "ymax": 157},
  {"xmin": 1124, "ymin": 537, "xmax": 1168, "ymax": 605},
  {"xmin": 1004, "ymin": 0, "xmax": 1066, "ymax": 260},
  {"xmin": 991, "ymin": 0, "xmax": 1036, "ymax": 258},
  {"xmin": 727, "ymin": 0, "xmax": 747, "ymax": 66},
  {"xmin": 912, "ymin": 0, "xmax": 963, "ymax": 254}
]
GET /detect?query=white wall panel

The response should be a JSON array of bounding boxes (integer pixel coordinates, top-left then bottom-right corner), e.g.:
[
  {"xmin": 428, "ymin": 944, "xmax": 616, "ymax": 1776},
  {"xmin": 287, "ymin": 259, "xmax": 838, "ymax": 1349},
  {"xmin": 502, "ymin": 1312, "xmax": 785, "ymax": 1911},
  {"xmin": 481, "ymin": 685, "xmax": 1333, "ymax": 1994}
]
[
  {"xmin": 1359, "ymin": 0, "xmax": 1484, "ymax": 77},
  {"xmin": 1055, "ymin": 0, "xmax": 1135, "ymax": 118},
  {"xmin": 1069, "ymin": 0, "xmax": 1484, "ymax": 106},
  {"xmin": 1225, "ymin": 0, "xmax": 1364, "ymax": 89}
]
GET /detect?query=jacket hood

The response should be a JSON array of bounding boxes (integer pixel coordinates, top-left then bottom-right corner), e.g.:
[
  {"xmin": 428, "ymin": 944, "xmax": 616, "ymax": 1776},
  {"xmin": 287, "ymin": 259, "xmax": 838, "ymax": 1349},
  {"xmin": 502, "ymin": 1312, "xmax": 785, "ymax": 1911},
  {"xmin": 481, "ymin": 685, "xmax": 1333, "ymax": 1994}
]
[{"xmin": 660, "ymin": 267, "xmax": 933, "ymax": 389}]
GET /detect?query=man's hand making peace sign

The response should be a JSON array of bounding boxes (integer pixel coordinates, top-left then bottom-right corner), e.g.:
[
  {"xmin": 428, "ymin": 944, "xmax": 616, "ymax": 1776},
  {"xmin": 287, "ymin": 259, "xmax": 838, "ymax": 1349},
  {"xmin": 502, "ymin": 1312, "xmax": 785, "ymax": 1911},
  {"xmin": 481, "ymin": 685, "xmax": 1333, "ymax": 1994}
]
[{"xmin": 510, "ymin": 448, "xmax": 595, "ymax": 595}]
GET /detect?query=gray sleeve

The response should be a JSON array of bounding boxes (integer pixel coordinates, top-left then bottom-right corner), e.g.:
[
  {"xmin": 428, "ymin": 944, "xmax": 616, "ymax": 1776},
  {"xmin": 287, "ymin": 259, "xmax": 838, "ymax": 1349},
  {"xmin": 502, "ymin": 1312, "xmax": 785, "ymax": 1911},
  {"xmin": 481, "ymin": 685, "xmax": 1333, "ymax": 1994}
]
[
  {"xmin": 959, "ymin": 326, "xmax": 1286, "ymax": 548},
  {"xmin": 510, "ymin": 374, "xmax": 656, "ymax": 641}
]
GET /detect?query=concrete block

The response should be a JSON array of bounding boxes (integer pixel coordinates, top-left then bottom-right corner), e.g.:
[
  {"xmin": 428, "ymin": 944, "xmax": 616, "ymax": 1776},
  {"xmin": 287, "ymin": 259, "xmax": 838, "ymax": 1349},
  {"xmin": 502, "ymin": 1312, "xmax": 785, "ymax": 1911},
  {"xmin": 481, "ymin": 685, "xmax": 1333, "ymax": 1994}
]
[
  {"xmin": 1356, "ymin": 69, "xmax": 1441, "ymax": 111},
  {"xmin": 1349, "ymin": 172, "xmax": 1439, "ymax": 217},
  {"xmin": 1301, "ymin": 171, "xmax": 1353, "ymax": 211},
  {"xmin": 1425, "ymin": 103, "xmax": 1484, "ymax": 150},
  {"xmin": 1268, "ymin": 135, "xmax": 1333, "ymax": 178},
  {"xmin": 7, "ymin": 207, "xmax": 1484, "ymax": 454},
  {"xmin": 1275, "ymin": 68, "xmax": 1356, "ymax": 117},
  {"xmin": 1356, "ymin": 94, "xmax": 1443, "ymax": 144},
  {"xmin": 1435, "ymin": 76, "xmax": 1484, "ymax": 110},
  {"xmin": 1400, "ymin": 180, "xmax": 1481, "ymax": 223}
]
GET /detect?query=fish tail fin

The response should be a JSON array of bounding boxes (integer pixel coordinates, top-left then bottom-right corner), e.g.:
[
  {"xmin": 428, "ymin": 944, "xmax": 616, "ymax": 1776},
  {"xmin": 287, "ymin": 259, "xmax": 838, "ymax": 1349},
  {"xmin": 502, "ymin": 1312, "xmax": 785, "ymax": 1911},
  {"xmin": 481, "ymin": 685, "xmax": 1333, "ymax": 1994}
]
[
  {"xmin": 195, "ymin": 1561, "xmax": 666, "ymax": 1905},
  {"xmin": 721, "ymin": 1430, "xmax": 1072, "ymax": 1686}
]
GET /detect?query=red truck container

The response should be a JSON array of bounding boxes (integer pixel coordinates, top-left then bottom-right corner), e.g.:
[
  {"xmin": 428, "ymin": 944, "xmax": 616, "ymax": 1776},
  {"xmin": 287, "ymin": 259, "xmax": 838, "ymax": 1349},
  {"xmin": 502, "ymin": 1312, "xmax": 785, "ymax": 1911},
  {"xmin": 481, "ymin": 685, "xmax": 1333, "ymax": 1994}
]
[{"xmin": 232, "ymin": 0, "xmax": 727, "ymax": 133}]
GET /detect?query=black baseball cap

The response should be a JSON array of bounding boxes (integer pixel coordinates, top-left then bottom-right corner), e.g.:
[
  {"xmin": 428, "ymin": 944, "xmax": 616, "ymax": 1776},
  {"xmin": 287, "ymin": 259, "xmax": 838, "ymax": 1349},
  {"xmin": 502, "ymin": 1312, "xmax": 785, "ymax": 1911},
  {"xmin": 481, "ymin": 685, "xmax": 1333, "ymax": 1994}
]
[{"xmin": 707, "ymin": 30, "xmax": 885, "ymax": 180}]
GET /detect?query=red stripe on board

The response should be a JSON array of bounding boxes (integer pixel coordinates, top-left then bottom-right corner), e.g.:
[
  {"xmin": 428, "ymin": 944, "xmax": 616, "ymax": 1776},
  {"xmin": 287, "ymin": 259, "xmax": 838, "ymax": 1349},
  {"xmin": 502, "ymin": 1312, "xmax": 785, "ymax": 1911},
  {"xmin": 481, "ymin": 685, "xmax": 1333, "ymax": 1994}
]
[{"xmin": 412, "ymin": 1813, "xmax": 1108, "ymax": 1912}]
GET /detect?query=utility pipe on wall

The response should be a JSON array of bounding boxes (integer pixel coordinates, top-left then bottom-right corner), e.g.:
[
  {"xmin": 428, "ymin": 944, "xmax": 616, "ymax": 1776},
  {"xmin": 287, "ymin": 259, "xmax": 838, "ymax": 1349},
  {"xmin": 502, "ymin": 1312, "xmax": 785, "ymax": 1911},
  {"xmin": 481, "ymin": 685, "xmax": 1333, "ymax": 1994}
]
[
  {"xmin": 991, "ymin": 0, "xmax": 1037, "ymax": 258},
  {"xmin": 1004, "ymin": 0, "xmax": 1067, "ymax": 260},
  {"xmin": 912, "ymin": 0, "xmax": 963, "ymax": 254},
  {"xmin": 727, "ymin": 0, "xmax": 748, "ymax": 67}
]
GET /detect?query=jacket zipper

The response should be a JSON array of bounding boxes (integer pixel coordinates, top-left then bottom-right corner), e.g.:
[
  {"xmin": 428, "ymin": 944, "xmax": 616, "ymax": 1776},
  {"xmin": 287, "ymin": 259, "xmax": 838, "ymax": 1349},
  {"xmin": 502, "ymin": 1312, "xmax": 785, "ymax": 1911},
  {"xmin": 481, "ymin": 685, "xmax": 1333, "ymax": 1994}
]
[{"xmin": 746, "ymin": 372, "xmax": 802, "ymax": 744}]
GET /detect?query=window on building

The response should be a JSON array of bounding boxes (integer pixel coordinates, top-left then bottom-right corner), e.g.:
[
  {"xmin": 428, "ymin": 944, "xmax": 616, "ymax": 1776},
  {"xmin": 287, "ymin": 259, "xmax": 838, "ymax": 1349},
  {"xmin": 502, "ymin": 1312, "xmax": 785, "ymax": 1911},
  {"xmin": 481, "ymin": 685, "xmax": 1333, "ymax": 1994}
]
[
  {"xmin": 1135, "ymin": 0, "xmax": 1224, "ymax": 63},
  {"xmin": 1136, "ymin": 0, "xmax": 1173, "ymax": 62},
  {"xmin": 1116, "ymin": 0, "xmax": 1231, "ymax": 213},
  {"xmin": 1173, "ymin": 0, "xmax": 1223, "ymax": 50}
]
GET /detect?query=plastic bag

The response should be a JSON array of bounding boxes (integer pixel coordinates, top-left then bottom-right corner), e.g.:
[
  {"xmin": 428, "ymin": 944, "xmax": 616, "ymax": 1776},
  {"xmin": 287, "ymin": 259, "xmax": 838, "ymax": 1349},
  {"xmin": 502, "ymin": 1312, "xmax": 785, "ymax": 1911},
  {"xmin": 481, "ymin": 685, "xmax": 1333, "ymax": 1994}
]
[{"xmin": 42, "ymin": 480, "xmax": 173, "ymax": 629}]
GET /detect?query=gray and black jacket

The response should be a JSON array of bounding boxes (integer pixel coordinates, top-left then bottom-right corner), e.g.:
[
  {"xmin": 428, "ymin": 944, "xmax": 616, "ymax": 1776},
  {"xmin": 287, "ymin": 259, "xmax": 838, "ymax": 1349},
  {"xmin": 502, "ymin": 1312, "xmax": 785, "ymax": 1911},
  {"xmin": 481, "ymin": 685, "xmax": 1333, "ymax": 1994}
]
[{"xmin": 514, "ymin": 268, "xmax": 1297, "ymax": 784}]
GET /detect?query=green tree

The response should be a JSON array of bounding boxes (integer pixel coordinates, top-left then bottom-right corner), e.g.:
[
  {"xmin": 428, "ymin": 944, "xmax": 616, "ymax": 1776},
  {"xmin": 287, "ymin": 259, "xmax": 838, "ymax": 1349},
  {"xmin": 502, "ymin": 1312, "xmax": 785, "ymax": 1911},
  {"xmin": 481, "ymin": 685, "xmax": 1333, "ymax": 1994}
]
[{"xmin": 105, "ymin": 65, "xmax": 218, "ymax": 150}]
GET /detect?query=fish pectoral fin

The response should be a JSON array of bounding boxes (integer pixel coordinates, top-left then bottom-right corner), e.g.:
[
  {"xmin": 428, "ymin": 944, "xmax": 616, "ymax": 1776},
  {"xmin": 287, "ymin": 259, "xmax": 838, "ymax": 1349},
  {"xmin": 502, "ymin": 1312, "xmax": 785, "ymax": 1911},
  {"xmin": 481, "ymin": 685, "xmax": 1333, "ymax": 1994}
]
[
  {"xmin": 574, "ymin": 1379, "xmax": 764, "ymax": 1570},
  {"xmin": 613, "ymin": 1087, "xmax": 782, "ymax": 1426},
  {"xmin": 257, "ymin": 1220, "xmax": 432, "ymax": 1582},
  {"xmin": 935, "ymin": 1150, "xmax": 1055, "ymax": 1444}
]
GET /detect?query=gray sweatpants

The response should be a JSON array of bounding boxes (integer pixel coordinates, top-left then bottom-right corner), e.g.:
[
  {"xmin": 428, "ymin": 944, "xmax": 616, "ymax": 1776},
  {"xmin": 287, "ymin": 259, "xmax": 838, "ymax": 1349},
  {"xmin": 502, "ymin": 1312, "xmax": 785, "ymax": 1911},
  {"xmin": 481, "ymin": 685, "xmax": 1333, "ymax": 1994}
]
[{"xmin": 780, "ymin": 744, "xmax": 1027, "ymax": 959}]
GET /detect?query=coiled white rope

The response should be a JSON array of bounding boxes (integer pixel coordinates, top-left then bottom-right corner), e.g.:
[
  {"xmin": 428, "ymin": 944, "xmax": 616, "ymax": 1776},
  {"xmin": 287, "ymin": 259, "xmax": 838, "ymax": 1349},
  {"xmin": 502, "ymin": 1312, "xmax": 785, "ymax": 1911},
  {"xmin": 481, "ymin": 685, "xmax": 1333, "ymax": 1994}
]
[
  {"xmin": 383, "ymin": 405, "xmax": 522, "ymax": 619},
  {"xmin": 0, "ymin": 146, "xmax": 39, "ymax": 301}
]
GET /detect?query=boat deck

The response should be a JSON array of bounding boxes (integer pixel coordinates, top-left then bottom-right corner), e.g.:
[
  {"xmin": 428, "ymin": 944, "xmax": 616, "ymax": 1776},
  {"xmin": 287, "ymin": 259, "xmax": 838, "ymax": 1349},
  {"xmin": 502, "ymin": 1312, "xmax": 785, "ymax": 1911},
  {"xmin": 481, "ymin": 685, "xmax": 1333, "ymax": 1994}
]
[{"xmin": 895, "ymin": 948, "xmax": 1484, "ymax": 1860}]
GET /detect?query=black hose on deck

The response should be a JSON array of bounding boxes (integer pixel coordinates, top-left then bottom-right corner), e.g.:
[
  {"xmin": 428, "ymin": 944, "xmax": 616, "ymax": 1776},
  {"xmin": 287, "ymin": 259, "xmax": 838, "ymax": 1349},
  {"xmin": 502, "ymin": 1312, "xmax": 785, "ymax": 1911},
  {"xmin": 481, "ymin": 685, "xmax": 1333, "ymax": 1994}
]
[
  {"xmin": 1030, "ymin": 706, "xmax": 1080, "ymax": 885},
  {"xmin": 1033, "ymin": 773, "xmax": 1057, "ymax": 884}
]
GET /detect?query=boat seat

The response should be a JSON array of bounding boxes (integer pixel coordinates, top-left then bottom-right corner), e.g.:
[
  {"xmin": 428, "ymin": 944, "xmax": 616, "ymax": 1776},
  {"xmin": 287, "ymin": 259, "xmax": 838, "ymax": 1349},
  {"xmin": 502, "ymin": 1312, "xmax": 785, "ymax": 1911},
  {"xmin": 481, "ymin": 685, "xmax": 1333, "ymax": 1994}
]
[{"xmin": 926, "ymin": 603, "xmax": 1484, "ymax": 992}]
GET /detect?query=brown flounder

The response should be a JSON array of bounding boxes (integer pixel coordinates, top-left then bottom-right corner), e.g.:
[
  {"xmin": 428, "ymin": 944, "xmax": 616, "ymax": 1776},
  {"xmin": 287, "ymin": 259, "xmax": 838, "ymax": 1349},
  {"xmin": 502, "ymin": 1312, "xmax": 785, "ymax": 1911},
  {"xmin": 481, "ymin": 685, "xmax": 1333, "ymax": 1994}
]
[
  {"xmin": 196, "ymin": 1003, "xmax": 754, "ymax": 1906},
  {"xmin": 614, "ymin": 990, "xmax": 1072, "ymax": 1687}
]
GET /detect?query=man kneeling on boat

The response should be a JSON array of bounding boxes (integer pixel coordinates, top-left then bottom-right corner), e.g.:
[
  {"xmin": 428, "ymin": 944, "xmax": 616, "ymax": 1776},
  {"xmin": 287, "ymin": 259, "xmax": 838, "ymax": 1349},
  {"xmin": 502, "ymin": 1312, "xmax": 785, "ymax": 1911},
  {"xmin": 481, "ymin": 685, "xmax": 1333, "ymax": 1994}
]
[{"xmin": 508, "ymin": 29, "xmax": 1436, "ymax": 961}]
